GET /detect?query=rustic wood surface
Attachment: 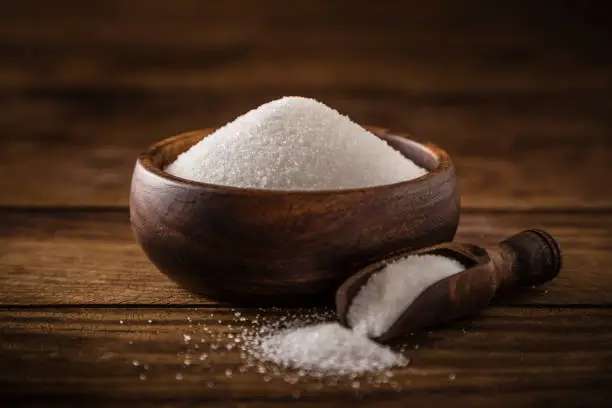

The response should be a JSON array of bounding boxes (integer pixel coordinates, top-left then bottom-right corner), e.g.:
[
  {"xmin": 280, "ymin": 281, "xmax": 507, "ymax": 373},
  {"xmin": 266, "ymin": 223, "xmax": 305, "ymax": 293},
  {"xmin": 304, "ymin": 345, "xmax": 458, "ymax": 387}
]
[
  {"xmin": 2, "ymin": 89, "xmax": 610, "ymax": 209},
  {"xmin": 1, "ymin": 1, "xmax": 611, "ymax": 209},
  {"xmin": 2, "ymin": 308, "xmax": 612, "ymax": 408},
  {"xmin": 2, "ymin": 210, "xmax": 610, "ymax": 306},
  {"xmin": 1, "ymin": 1, "xmax": 611, "ymax": 407}
]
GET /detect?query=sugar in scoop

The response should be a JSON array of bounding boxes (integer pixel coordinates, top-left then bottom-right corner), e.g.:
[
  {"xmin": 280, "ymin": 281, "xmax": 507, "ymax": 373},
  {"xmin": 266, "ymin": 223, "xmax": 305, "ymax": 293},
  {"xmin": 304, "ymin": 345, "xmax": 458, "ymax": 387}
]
[
  {"xmin": 165, "ymin": 97, "xmax": 426, "ymax": 190},
  {"xmin": 347, "ymin": 254, "xmax": 466, "ymax": 338},
  {"xmin": 337, "ymin": 230, "xmax": 562, "ymax": 342},
  {"xmin": 250, "ymin": 254, "xmax": 463, "ymax": 376}
]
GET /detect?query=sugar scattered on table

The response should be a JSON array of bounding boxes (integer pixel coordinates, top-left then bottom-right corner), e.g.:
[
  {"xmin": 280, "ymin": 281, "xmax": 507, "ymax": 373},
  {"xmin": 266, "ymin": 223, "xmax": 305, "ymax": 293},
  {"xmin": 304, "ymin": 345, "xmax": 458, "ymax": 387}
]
[
  {"xmin": 166, "ymin": 96, "xmax": 426, "ymax": 190},
  {"xmin": 253, "ymin": 322, "xmax": 408, "ymax": 376},
  {"xmin": 132, "ymin": 306, "xmax": 412, "ymax": 387},
  {"xmin": 348, "ymin": 254, "xmax": 465, "ymax": 338}
]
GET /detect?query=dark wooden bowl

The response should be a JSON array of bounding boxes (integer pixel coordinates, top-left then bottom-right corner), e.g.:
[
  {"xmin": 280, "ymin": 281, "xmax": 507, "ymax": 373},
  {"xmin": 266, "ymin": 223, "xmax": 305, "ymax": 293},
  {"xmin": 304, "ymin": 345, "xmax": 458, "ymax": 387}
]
[{"xmin": 129, "ymin": 127, "xmax": 460, "ymax": 305}]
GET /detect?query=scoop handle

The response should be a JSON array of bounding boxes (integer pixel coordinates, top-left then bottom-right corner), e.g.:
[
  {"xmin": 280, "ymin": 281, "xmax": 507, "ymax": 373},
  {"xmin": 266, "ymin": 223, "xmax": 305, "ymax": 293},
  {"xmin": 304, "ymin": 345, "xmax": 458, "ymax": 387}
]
[{"xmin": 498, "ymin": 229, "xmax": 562, "ymax": 286}]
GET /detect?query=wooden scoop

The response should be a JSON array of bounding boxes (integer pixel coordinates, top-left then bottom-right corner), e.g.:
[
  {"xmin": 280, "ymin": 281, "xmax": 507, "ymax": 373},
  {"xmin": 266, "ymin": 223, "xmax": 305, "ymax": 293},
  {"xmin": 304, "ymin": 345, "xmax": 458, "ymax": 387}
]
[{"xmin": 335, "ymin": 229, "xmax": 562, "ymax": 343}]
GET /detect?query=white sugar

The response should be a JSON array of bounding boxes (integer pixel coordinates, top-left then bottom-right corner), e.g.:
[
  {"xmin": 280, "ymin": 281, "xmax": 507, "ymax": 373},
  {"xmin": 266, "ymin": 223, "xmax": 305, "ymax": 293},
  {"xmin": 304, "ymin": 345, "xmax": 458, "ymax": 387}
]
[
  {"xmin": 348, "ymin": 254, "xmax": 466, "ymax": 338},
  {"xmin": 252, "ymin": 256, "xmax": 464, "ymax": 376},
  {"xmin": 165, "ymin": 96, "xmax": 426, "ymax": 190},
  {"xmin": 256, "ymin": 323, "xmax": 409, "ymax": 376}
]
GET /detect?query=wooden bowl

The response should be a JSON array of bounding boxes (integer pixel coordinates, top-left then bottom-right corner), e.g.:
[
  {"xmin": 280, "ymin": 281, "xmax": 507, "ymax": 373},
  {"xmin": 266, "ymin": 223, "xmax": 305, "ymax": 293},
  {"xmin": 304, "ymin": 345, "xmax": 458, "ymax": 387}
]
[{"xmin": 129, "ymin": 127, "xmax": 460, "ymax": 305}]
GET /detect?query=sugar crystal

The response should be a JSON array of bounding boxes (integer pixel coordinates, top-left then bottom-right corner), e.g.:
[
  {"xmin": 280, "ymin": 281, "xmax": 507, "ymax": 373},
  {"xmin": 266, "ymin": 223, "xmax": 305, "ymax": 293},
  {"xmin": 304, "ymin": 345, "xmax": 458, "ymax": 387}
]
[
  {"xmin": 256, "ymin": 323, "xmax": 408, "ymax": 376},
  {"xmin": 166, "ymin": 97, "xmax": 426, "ymax": 190},
  {"xmin": 348, "ymin": 254, "xmax": 465, "ymax": 338}
]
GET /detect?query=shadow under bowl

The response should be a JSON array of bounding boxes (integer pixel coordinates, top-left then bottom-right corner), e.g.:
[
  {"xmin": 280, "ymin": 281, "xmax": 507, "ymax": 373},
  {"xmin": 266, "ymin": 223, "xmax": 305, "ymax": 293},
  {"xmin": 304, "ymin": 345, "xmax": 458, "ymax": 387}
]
[{"xmin": 129, "ymin": 127, "xmax": 460, "ymax": 306}]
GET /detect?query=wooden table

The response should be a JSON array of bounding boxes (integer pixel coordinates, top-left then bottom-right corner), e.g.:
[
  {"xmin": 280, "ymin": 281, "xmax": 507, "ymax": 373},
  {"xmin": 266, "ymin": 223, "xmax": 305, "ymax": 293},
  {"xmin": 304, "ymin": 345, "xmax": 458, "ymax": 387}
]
[{"xmin": 1, "ymin": 1, "xmax": 611, "ymax": 407}]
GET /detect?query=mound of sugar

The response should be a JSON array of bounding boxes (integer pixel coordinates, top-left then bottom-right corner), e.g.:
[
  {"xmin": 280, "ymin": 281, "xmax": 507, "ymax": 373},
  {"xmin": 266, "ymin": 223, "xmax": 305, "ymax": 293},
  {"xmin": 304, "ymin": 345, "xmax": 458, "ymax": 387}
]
[
  {"xmin": 165, "ymin": 96, "xmax": 426, "ymax": 190},
  {"xmin": 255, "ymin": 322, "xmax": 409, "ymax": 376}
]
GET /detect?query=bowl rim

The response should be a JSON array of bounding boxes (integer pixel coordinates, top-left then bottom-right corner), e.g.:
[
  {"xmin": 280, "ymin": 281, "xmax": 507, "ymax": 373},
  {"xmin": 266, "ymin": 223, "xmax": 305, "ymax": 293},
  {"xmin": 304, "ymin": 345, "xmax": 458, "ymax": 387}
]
[{"xmin": 137, "ymin": 126, "xmax": 454, "ymax": 196}]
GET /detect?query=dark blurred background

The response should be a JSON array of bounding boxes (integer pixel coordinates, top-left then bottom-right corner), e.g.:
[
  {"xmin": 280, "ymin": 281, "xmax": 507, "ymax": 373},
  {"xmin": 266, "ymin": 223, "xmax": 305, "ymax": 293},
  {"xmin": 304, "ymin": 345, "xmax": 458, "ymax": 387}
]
[{"xmin": 1, "ymin": 0, "xmax": 610, "ymax": 209}]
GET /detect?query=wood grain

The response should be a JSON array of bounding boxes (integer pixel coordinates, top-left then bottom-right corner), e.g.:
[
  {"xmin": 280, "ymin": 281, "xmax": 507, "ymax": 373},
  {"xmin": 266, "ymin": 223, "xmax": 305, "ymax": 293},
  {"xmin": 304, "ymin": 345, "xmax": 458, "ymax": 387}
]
[
  {"xmin": 337, "ymin": 229, "xmax": 563, "ymax": 343},
  {"xmin": 0, "ymin": 1, "xmax": 610, "ymax": 208},
  {"xmin": 130, "ymin": 129, "xmax": 459, "ymax": 304},
  {"xmin": 1, "ymin": 307, "xmax": 611, "ymax": 407},
  {"xmin": 0, "ymin": 1, "xmax": 610, "ymax": 91},
  {"xmin": 1, "ymin": 209, "xmax": 610, "ymax": 306},
  {"xmin": 1, "ymin": 2, "xmax": 610, "ymax": 406},
  {"xmin": 1, "ymin": 91, "xmax": 611, "ymax": 208}
]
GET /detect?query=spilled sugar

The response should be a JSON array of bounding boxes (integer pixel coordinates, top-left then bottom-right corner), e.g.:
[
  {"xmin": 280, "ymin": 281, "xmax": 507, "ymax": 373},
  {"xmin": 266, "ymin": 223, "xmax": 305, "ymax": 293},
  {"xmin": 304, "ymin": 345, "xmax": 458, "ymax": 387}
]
[
  {"xmin": 244, "ymin": 309, "xmax": 410, "ymax": 381},
  {"xmin": 123, "ymin": 308, "xmax": 412, "ymax": 387},
  {"xmin": 254, "ymin": 322, "xmax": 409, "ymax": 376},
  {"xmin": 251, "ymin": 256, "xmax": 464, "ymax": 375},
  {"xmin": 165, "ymin": 96, "xmax": 427, "ymax": 190},
  {"xmin": 348, "ymin": 254, "xmax": 466, "ymax": 338},
  {"xmin": 120, "ymin": 256, "xmax": 467, "ymax": 386}
]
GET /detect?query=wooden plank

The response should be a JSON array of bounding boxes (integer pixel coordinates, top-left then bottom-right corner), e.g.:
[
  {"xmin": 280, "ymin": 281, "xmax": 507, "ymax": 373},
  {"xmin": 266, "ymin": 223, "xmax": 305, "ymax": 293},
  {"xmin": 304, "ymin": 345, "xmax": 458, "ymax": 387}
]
[
  {"xmin": 3, "ymin": 44, "xmax": 609, "ymax": 92},
  {"xmin": 0, "ymin": 1, "xmax": 609, "ymax": 91},
  {"xmin": 0, "ymin": 2, "xmax": 611, "ymax": 208},
  {"xmin": 1, "ymin": 307, "xmax": 611, "ymax": 407},
  {"xmin": 2, "ymin": 0, "xmax": 602, "ymax": 44},
  {"xmin": 1, "ymin": 91, "xmax": 610, "ymax": 208},
  {"xmin": 0, "ymin": 210, "xmax": 207, "ymax": 305},
  {"xmin": 1, "ymin": 210, "xmax": 610, "ymax": 306}
]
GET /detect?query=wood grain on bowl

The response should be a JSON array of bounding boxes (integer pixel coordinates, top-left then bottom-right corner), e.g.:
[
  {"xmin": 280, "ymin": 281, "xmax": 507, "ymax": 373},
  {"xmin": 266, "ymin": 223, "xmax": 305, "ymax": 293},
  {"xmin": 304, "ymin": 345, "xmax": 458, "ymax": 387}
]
[{"xmin": 129, "ymin": 128, "xmax": 460, "ymax": 304}]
